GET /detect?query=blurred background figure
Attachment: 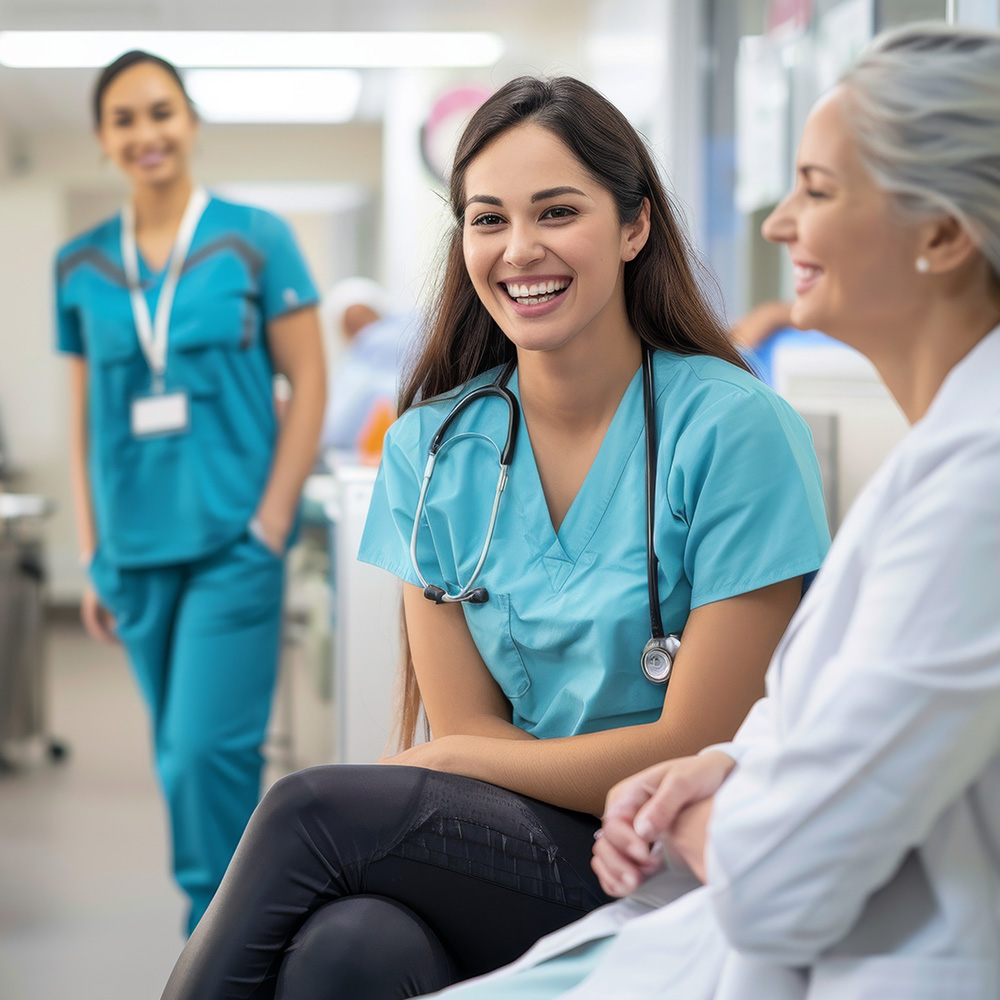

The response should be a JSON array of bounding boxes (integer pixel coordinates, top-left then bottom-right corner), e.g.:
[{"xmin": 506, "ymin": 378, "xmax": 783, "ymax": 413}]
[
  {"xmin": 320, "ymin": 276, "xmax": 420, "ymax": 456},
  {"xmin": 319, "ymin": 275, "xmax": 392, "ymax": 372},
  {"xmin": 56, "ymin": 50, "xmax": 325, "ymax": 936}
]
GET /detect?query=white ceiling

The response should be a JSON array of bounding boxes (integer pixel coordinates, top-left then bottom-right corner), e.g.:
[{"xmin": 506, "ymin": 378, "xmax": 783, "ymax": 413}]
[{"xmin": 0, "ymin": 0, "xmax": 594, "ymax": 130}]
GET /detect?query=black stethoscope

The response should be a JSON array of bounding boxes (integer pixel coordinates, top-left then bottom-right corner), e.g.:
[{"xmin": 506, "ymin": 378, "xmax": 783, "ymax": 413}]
[{"xmin": 408, "ymin": 345, "xmax": 680, "ymax": 685}]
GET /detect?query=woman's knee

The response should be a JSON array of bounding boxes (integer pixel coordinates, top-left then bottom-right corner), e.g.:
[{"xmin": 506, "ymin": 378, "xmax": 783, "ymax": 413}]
[
  {"xmin": 256, "ymin": 764, "xmax": 432, "ymax": 842},
  {"xmin": 275, "ymin": 895, "xmax": 456, "ymax": 1000}
]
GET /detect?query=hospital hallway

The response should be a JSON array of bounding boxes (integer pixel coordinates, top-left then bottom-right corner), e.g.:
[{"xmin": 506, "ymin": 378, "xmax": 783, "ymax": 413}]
[{"xmin": 0, "ymin": 615, "xmax": 330, "ymax": 1000}]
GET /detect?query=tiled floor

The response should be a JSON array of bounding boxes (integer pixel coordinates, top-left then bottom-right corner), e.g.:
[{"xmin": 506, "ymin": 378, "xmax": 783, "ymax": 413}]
[{"xmin": 0, "ymin": 616, "xmax": 333, "ymax": 1000}]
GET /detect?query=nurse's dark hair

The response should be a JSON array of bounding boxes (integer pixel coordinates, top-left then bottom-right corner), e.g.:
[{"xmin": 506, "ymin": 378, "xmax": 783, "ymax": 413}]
[
  {"xmin": 393, "ymin": 75, "xmax": 750, "ymax": 749},
  {"xmin": 92, "ymin": 50, "xmax": 195, "ymax": 128}
]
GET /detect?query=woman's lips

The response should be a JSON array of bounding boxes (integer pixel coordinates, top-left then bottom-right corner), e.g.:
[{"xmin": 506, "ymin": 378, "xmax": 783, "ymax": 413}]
[
  {"xmin": 134, "ymin": 150, "xmax": 168, "ymax": 169},
  {"xmin": 793, "ymin": 262, "xmax": 823, "ymax": 296},
  {"xmin": 499, "ymin": 277, "xmax": 571, "ymax": 317}
]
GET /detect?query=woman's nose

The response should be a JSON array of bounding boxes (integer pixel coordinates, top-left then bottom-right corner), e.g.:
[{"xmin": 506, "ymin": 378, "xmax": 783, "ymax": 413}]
[
  {"xmin": 503, "ymin": 224, "xmax": 544, "ymax": 268},
  {"xmin": 131, "ymin": 116, "xmax": 160, "ymax": 146},
  {"xmin": 762, "ymin": 197, "xmax": 796, "ymax": 244}
]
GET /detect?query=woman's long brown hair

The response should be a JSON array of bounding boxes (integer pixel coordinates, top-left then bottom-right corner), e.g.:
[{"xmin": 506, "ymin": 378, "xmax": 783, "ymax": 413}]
[{"xmin": 392, "ymin": 76, "xmax": 751, "ymax": 750}]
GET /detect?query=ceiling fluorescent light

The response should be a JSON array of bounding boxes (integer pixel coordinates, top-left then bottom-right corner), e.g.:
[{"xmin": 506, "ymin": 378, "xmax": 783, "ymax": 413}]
[
  {"xmin": 186, "ymin": 69, "xmax": 361, "ymax": 123},
  {"xmin": 0, "ymin": 30, "xmax": 504, "ymax": 69}
]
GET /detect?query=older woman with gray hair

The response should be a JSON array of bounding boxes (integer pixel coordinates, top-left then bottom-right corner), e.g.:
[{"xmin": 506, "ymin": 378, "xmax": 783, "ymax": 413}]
[{"xmin": 428, "ymin": 21, "xmax": 1000, "ymax": 1000}]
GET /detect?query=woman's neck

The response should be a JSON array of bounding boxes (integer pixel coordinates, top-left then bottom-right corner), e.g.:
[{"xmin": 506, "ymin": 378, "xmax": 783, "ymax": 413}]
[
  {"xmin": 515, "ymin": 319, "xmax": 644, "ymax": 435},
  {"xmin": 130, "ymin": 176, "xmax": 195, "ymax": 233},
  {"xmin": 867, "ymin": 291, "xmax": 1000, "ymax": 424}
]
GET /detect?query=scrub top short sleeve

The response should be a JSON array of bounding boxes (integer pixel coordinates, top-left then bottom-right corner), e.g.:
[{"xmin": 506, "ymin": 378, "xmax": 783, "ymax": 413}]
[
  {"xmin": 666, "ymin": 386, "xmax": 831, "ymax": 609},
  {"xmin": 359, "ymin": 410, "xmax": 448, "ymax": 588},
  {"xmin": 55, "ymin": 259, "xmax": 84, "ymax": 356},
  {"xmin": 252, "ymin": 210, "xmax": 318, "ymax": 323}
]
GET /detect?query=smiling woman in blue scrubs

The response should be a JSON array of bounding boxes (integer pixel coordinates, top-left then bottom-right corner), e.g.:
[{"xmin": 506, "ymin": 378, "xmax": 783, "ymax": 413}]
[
  {"xmin": 54, "ymin": 51, "xmax": 325, "ymax": 934},
  {"xmin": 161, "ymin": 77, "xmax": 828, "ymax": 999}
]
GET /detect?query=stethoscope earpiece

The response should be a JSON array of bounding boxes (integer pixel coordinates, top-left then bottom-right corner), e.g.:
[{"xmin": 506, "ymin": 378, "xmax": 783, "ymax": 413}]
[
  {"xmin": 641, "ymin": 634, "xmax": 680, "ymax": 684},
  {"xmin": 466, "ymin": 588, "xmax": 489, "ymax": 604},
  {"xmin": 423, "ymin": 585, "xmax": 447, "ymax": 604}
]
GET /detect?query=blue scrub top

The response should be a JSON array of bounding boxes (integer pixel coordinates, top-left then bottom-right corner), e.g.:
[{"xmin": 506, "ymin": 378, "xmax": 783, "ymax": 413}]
[
  {"xmin": 359, "ymin": 350, "xmax": 831, "ymax": 740},
  {"xmin": 54, "ymin": 195, "xmax": 318, "ymax": 568}
]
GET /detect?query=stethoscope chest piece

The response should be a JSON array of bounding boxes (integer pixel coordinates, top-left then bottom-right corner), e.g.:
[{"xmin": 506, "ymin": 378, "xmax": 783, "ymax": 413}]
[{"xmin": 641, "ymin": 633, "xmax": 681, "ymax": 684}]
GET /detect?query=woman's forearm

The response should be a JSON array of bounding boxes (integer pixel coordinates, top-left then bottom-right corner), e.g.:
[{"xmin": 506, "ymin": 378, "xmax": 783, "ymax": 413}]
[
  {"xmin": 411, "ymin": 721, "xmax": 708, "ymax": 818},
  {"xmin": 254, "ymin": 307, "xmax": 327, "ymax": 544},
  {"xmin": 454, "ymin": 584, "xmax": 799, "ymax": 814},
  {"xmin": 255, "ymin": 355, "xmax": 326, "ymax": 544},
  {"xmin": 67, "ymin": 358, "xmax": 97, "ymax": 560}
]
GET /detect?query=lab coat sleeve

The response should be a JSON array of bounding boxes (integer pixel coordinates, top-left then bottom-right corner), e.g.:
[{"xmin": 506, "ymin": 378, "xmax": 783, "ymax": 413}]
[
  {"xmin": 704, "ymin": 432, "xmax": 1000, "ymax": 965},
  {"xmin": 252, "ymin": 209, "xmax": 319, "ymax": 323},
  {"xmin": 53, "ymin": 255, "xmax": 84, "ymax": 356},
  {"xmin": 669, "ymin": 387, "xmax": 830, "ymax": 610}
]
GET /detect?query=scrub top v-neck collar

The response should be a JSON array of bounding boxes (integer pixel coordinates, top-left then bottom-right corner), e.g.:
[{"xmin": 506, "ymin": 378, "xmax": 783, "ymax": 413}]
[{"xmin": 505, "ymin": 364, "xmax": 647, "ymax": 591}]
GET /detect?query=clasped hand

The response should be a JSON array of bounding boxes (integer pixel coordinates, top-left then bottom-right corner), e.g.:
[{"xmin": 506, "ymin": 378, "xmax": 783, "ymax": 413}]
[{"xmin": 591, "ymin": 750, "xmax": 736, "ymax": 896}]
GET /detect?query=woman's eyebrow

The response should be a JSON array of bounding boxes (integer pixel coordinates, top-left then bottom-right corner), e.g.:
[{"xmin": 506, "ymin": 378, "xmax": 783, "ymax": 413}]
[
  {"xmin": 463, "ymin": 186, "xmax": 589, "ymax": 211},
  {"xmin": 531, "ymin": 186, "xmax": 586, "ymax": 202},
  {"xmin": 799, "ymin": 165, "xmax": 837, "ymax": 181},
  {"xmin": 464, "ymin": 194, "xmax": 503, "ymax": 210}
]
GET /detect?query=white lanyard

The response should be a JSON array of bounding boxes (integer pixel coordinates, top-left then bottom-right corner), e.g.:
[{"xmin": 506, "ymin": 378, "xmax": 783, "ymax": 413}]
[{"xmin": 121, "ymin": 185, "xmax": 209, "ymax": 388}]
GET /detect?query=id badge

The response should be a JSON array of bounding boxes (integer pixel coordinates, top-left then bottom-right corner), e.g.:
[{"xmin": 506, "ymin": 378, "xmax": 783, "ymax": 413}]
[{"xmin": 131, "ymin": 389, "xmax": 190, "ymax": 438}]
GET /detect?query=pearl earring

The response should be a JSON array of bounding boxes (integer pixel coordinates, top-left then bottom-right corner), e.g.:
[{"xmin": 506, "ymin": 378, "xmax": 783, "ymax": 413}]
[{"xmin": 915, "ymin": 256, "xmax": 930, "ymax": 274}]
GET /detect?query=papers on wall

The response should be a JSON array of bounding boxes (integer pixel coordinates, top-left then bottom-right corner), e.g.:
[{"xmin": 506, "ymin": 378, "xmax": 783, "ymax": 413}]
[
  {"xmin": 816, "ymin": 0, "xmax": 875, "ymax": 92},
  {"xmin": 735, "ymin": 33, "xmax": 790, "ymax": 214}
]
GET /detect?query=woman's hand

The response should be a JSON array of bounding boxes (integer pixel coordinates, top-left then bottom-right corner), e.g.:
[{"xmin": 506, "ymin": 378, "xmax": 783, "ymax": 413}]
[
  {"xmin": 592, "ymin": 750, "xmax": 736, "ymax": 896},
  {"xmin": 379, "ymin": 734, "xmax": 502, "ymax": 772},
  {"xmin": 81, "ymin": 584, "xmax": 118, "ymax": 644},
  {"xmin": 250, "ymin": 511, "xmax": 289, "ymax": 556}
]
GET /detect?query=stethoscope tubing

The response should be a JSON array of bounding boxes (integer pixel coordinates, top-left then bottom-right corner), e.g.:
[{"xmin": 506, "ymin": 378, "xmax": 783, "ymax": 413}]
[
  {"xmin": 409, "ymin": 348, "xmax": 679, "ymax": 682},
  {"xmin": 643, "ymin": 345, "xmax": 666, "ymax": 642}
]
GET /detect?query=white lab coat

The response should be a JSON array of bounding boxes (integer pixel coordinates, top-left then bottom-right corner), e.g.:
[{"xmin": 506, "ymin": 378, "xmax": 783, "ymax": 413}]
[{"xmin": 439, "ymin": 325, "xmax": 1000, "ymax": 1000}]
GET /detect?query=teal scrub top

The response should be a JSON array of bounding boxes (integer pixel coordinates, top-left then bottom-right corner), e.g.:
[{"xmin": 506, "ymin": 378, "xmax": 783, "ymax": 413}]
[
  {"xmin": 54, "ymin": 195, "xmax": 318, "ymax": 568},
  {"xmin": 358, "ymin": 350, "xmax": 831, "ymax": 740}
]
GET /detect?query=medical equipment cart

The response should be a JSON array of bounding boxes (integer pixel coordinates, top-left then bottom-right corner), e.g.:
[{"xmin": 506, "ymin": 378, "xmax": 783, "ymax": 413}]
[{"xmin": 0, "ymin": 492, "xmax": 67, "ymax": 771}]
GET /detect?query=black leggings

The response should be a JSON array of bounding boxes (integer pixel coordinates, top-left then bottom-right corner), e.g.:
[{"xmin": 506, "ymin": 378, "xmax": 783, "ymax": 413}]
[{"xmin": 161, "ymin": 764, "xmax": 610, "ymax": 1000}]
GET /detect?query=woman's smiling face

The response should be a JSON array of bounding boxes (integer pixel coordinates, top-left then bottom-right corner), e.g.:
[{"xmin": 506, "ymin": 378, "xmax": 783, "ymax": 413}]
[
  {"xmin": 97, "ymin": 61, "xmax": 198, "ymax": 191},
  {"xmin": 762, "ymin": 89, "xmax": 924, "ymax": 345},
  {"xmin": 461, "ymin": 123, "xmax": 647, "ymax": 356}
]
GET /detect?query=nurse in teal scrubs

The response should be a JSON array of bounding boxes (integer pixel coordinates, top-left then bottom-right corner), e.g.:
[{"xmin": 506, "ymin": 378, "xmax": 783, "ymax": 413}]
[
  {"xmin": 160, "ymin": 76, "xmax": 828, "ymax": 999},
  {"xmin": 54, "ymin": 51, "xmax": 326, "ymax": 933}
]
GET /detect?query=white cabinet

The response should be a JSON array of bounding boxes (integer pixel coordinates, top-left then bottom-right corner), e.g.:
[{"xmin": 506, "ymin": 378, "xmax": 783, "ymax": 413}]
[{"xmin": 324, "ymin": 461, "xmax": 401, "ymax": 764}]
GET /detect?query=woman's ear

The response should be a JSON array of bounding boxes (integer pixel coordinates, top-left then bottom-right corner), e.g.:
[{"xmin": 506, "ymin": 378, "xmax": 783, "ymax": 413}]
[
  {"xmin": 623, "ymin": 198, "xmax": 652, "ymax": 261},
  {"xmin": 919, "ymin": 214, "xmax": 979, "ymax": 274}
]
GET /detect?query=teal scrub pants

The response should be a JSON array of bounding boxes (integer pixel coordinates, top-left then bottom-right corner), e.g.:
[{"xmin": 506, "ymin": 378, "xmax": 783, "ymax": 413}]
[{"xmin": 90, "ymin": 530, "xmax": 285, "ymax": 934}]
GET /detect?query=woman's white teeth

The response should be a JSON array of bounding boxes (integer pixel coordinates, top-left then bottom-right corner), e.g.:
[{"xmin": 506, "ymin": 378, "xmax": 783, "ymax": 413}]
[{"xmin": 506, "ymin": 279, "xmax": 568, "ymax": 304}]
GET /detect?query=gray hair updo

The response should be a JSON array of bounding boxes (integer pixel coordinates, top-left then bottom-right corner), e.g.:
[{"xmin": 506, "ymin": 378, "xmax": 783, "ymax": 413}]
[{"xmin": 840, "ymin": 22, "xmax": 1000, "ymax": 280}]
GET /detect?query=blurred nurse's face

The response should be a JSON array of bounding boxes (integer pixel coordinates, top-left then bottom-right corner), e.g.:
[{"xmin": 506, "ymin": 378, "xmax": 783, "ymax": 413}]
[
  {"xmin": 762, "ymin": 88, "xmax": 923, "ymax": 348},
  {"xmin": 96, "ymin": 62, "xmax": 198, "ymax": 191}
]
